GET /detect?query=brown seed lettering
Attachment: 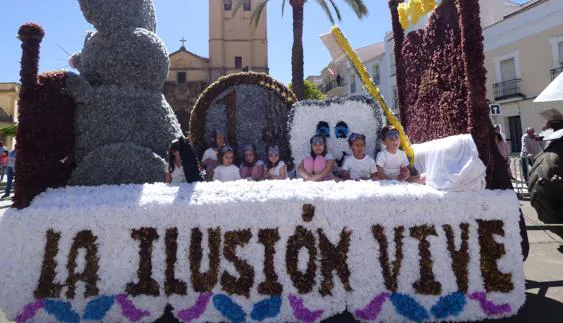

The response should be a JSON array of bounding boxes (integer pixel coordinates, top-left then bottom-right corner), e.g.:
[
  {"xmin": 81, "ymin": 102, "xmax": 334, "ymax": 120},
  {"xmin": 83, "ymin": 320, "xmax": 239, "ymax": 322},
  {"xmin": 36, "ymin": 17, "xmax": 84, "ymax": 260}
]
[
  {"xmin": 286, "ymin": 226, "xmax": 317, "ymax": 294},
  {"xmin": 372, "ymin": 225, "xmax": 404, "ymax": 292},
  {"xmin": 126, "ymin": 228, "xmax": 160, "ymax": 296},
  {"xmin": 410, "ymin": 225, "xmax": 442, "ymax": 295},
  {"xmin": 257, "ymin": 228, "xmax": 283, "ymax": 296},
  {"xmin": 318, "ymin": 228, "xmax": 353, "ymax": 296},
  {"xmin": 477, "ymin": 220, "xmax": 513, "ymax": 293},
  {"xmin": 190, "ymin": 228, "xmax": 221, "ymax": 292},
  {"xmin": 164, "ymin": 227, "xmax": 187, "ymax": 296},
  {"xmin": 443, "ymin": 223, "xmax": 470, "ymax": 293},
  {"xmin": 221, "ymin": 229, "xmax": 255, "ymax": 297},
  {"xmin": 34, "ymin": 229, "xmax": 63, "ymax": 299}
]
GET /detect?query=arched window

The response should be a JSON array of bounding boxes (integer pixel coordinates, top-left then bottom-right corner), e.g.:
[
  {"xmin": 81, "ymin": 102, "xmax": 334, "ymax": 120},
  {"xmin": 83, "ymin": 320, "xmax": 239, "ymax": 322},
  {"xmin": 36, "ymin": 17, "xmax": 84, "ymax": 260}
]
[{"xmin": 224, "ymin": 0, "xmax": 232, "ymax": 11}]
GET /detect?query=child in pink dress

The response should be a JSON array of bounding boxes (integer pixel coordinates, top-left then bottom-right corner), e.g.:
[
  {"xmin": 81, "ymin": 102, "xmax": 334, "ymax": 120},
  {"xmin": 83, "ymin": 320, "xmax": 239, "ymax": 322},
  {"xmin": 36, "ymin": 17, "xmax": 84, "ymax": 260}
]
[
  {"xmin": 239, "ymin": 144, "xmax": 264, "ymax": 181},
  {"xmin": 298, "ymin": 134, "xmax": 336, "ymax": 181}
]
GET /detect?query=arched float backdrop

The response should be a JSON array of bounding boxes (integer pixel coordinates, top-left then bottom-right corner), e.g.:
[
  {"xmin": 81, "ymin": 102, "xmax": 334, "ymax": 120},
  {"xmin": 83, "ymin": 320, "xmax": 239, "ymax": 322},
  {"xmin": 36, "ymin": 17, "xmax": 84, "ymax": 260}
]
[{"xmin": 189, "ymin": 72, "xmax": 297, "ymax": 164}]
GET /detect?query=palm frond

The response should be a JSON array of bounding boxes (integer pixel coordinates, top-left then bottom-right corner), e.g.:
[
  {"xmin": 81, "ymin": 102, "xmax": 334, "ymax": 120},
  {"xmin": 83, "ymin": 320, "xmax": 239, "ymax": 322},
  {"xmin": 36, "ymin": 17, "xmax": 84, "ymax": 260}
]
[
  {"xmin": 281, "ymin": 0, "xmax": 287, "ymax": 17},
  {"xmin": 342, "ymin": 0, "xmax": 368, "ymax": 18},
  {"xmin": 250, "ymin": 0, "xmax": 270, "ymax": 27},
  {"xmin": 315, "ymin": 0, "xmax": 336, "ymax": 25},
  {"xmin": 327, "ymin": 0, "xmax": 343, "ymax": 22}
]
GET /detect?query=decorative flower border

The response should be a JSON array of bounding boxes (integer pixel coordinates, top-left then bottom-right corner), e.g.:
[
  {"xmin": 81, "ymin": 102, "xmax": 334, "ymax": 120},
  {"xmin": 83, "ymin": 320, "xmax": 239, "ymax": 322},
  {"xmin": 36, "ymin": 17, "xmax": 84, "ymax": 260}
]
[{"xmin": 16, "ymin": 291, "xmax": 512, "ymax": 322}]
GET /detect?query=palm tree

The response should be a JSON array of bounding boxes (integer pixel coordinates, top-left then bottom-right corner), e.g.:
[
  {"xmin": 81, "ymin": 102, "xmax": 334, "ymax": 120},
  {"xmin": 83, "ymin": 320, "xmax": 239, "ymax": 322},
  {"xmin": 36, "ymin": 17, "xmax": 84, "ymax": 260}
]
[{"xmin": 234, "ymin": 0, "xmax": 368, "ymax": 100}]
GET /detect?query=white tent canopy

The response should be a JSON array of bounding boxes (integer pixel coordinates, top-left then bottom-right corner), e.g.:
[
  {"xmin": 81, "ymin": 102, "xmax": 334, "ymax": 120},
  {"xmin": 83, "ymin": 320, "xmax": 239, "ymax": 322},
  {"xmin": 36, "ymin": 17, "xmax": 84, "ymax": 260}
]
[{"xmin": 533, "ymin": 71, "xmax": 563, "ymax": 123}]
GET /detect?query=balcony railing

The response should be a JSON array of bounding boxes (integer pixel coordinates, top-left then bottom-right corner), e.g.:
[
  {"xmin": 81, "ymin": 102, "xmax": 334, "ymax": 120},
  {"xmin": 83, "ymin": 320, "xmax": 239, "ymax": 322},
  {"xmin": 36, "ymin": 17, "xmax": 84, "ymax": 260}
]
[
  {"xmin": 550, "ymin": 67, "xmax": 563, "ymax": 81},
  {"xmin": 493, "ymin": 79, "xmax": 524, "ymax": 101}
]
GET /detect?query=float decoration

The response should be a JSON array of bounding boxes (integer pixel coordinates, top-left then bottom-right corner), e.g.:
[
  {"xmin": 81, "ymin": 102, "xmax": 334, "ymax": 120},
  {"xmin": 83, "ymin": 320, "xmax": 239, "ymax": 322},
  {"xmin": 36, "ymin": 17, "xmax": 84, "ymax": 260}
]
[
  {"xmin": 398, "ymin": 0, "xmax": 437, "ymax": 30},
  {"xmin": 13, "ymin": 24, "xmax": 76, "ymax": 209},
  {"xmin": 0, "ymin": 181, "xmax": 525, "ymax": 322},
  {"xmin": 328, "ymin": 26, "xmax": 415, "ymax": 167},
  {"xmin": 288, "ymin": 95, "xmax": 384, "ymax": 166},
  {"xmin": 66, "ymin": 0, "xmax": 183, "ymax": 186},
  {"xmin": 390, "ymin": 0, "xmax": 512, "ymax": 190},
  {"xmin": 190, "ymin": 72, "xmax": 296, "ymax": 164}
]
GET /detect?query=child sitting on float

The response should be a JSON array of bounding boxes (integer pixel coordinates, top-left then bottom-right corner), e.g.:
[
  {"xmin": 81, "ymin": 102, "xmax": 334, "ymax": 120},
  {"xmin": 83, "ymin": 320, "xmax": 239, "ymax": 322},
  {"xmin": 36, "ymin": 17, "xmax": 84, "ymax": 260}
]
[
  {"xmin": 376, "ymin": 125, "xmax": 410, "ymax": 181},
  {"xmin": 165, "ymin": 139, "xmax": 185, "ymax": 184},
  {"xmin": 202, "ymin": 130, "xmax": 226, "ymax": 180},
  {"xmin": 298, "ymin": 134, "xmax": 336, "ymax": 181},
  {"xmin": 264, "ymin": 145, "xmax": 287, "ymax": 180},
  {"xmin": 342, "ymin": 133, "xmax": 378, "ymax": 180},
  {"xmin": 212, "ymin": 145, "xmax": 241, "ymax": 182},
  {"xmin": 239, "ymin": 144, "xmax": 265, "ymax": 181}
]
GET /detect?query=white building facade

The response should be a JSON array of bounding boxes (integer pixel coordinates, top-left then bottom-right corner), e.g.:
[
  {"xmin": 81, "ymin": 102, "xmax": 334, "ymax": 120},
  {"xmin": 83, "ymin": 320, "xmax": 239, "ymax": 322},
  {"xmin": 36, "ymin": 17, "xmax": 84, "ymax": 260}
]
[{"xmin": 484, "ymin": 0, "xmax": 563, "ymax": 152}]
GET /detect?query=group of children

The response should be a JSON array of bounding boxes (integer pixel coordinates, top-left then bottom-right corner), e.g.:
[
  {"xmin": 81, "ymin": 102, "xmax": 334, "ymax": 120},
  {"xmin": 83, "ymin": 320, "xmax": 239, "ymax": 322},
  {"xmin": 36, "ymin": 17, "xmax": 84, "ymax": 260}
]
[
  {"xmin": 297, "ymin": 125, "xmax": 410, "ymax": 182},
  {"xmin": 165, "ymin": 126, "xmax": 410, "ymax": 184}
]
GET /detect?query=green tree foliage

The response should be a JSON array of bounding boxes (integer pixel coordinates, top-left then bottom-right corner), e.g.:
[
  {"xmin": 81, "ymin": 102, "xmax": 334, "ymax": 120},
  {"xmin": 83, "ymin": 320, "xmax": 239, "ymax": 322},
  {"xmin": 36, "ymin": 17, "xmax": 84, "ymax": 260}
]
[
  {"xmin": 0, "ymin": 125, "xmax": 17, "ymax": 137},
  {"xmin": 289, "ymin": 80, "xmax": 326, "ymax": 100}
]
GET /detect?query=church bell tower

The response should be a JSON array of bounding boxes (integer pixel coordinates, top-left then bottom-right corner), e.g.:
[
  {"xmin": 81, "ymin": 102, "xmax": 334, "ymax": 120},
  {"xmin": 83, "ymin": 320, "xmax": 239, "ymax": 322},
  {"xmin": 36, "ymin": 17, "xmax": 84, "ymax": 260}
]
[{"xmin": 209, "ymin": 0, "xmax": 269, "ymax": 80}]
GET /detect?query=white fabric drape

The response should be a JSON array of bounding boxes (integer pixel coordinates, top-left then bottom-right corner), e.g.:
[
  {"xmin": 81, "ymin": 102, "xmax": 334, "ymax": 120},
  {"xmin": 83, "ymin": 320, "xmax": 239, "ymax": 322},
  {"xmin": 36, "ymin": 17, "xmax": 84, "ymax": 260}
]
[{"xmin": 414, "ymin": 134, "xmax": 486, "ymax": 191}]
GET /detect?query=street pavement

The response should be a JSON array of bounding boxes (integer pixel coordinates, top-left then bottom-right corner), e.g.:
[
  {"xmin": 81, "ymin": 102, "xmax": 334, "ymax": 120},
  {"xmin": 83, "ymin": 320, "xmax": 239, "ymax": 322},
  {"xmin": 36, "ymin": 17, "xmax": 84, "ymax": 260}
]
[{"xmin": 0, "ymin": 182, "xmax": 561, "ymax": 322}]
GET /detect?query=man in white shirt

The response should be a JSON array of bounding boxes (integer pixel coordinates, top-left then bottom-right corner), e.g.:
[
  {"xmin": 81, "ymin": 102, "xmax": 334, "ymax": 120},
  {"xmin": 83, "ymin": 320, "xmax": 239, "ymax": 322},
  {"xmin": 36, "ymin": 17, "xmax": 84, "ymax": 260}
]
[{"xmin": 342, "ymin": 133, "xmax": 377, "ymax": 180}]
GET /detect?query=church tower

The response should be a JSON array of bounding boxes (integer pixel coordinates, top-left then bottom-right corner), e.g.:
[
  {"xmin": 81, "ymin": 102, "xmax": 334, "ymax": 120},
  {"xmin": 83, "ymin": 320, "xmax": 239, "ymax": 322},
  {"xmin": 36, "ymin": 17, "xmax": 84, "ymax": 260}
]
[{"xmin": 209, "ymin": 0, "xmax": 268, "ymax": 80}]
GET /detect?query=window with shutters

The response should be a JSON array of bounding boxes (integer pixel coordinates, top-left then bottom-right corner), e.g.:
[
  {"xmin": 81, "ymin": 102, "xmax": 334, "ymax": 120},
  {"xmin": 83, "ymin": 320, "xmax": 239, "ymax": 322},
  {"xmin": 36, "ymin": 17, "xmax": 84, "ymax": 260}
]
[
  {"xmin": 350, "ymin": 73, "xmax": 356, "ymax": 93},
  {"xmin": 372, "ymin": 64, "xmax": 380, "ymax": 85},
  {"xmin": 500, "ymin": 58, "xmax": 516, "ymax": 82}
]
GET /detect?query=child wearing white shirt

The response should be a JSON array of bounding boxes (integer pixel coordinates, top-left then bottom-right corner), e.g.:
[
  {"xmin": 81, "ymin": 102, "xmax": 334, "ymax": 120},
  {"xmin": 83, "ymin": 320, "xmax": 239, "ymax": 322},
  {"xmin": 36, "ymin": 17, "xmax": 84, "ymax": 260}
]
[
  {"xmin": 212, "ymin": 145, "xmax": 241, "ymax": 182},
  {"xmin": 342, "ymin": 133, "xmax": 377, "ymax": 180},
  {"xmin": 264, "ymin": 145, "xmax": 288, "ymax": 180},
  {"xmin": 202, "ymin": 130, "xmax": 226, "ymax": 180},
  {"xmin": 376, "ymin": 126, "xmax": 410, "ymax": 181}
]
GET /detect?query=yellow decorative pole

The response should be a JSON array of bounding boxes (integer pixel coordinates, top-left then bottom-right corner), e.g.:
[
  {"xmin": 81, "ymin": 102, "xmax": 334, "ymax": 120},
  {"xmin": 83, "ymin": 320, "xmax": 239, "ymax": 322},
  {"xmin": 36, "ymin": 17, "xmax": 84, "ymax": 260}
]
[{"xmin": 329, "ymin": 26, "xmax": 415, "ymax": 167}]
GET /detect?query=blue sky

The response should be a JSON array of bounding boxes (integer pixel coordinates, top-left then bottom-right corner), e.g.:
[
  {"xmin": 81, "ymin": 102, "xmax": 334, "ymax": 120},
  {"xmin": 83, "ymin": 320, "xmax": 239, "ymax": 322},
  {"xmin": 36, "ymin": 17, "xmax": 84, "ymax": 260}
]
[
  {"xmin": 0, "ymin": 0, "xmax": 529, "ymax": 85},
  {"xmin": 0, "ymin": 0, "xmax": 395, "ymax": 85}
]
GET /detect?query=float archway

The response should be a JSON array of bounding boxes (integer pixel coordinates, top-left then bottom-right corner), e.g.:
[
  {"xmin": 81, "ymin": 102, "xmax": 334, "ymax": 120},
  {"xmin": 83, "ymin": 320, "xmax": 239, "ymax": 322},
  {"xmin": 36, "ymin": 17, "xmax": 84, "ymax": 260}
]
[{"xmin": 189, "ymin": 72, "xmax": 297, "ymax": 164}]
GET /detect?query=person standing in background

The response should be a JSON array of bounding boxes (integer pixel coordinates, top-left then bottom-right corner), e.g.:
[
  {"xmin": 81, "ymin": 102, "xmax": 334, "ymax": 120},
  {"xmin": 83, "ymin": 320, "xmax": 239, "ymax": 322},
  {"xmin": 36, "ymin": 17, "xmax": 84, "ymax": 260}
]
[
  {"xmin": 2, "ymin": 150, "xmax": 15, "ymax": 198},
  {"xmin": 520, "ymin": 127, "xmax": 543, "ymax": 182}
]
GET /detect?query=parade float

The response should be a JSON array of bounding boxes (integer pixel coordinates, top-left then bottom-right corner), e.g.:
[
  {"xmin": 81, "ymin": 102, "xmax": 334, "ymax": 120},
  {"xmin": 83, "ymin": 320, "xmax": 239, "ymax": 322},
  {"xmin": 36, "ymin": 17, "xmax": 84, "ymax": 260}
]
[{"xmin": 0, "ymin": 0, "xmax": 527, "ymax": 322}]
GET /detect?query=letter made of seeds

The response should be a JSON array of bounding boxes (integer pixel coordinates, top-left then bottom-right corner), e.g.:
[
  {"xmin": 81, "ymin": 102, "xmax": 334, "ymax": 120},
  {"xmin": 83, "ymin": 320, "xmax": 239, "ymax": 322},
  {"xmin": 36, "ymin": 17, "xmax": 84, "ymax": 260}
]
[
  {"xmin": 126, "ymin": 228, "xmax": 160, "ymax": 296},
  {"xmin": 318, "ymin": 228, "xmax": 353, "ymax": 296},
  {"xmin": 477, "ymin": 220, "xmax": 513, "ymax": 293},
  {"xmin": 34, "ymin": 229, "xmax": 63, "ymax": 298},
  {"xmin": 165, "ymin": 227, "xmax": 187, "ymax": 296},
  {"xmin": 443, "ymin": 223, "xmax": 470, "ymax": 293},
  {"xmin": 221, "ymin": 229, "xmax": 255, "ymax": 297},
  {"xmin": 66, "ymin": 230, "xmax": 100, "ymax": 299},
  {"xmin": 372, "ymin": 225, "xmax": 404, "ymax": 292},
  {"xmin": 410, "ymin": 225, "xmax": 442, "ymax": 295},
  {"xmin": 258, "ymin": 228, "xmax": 283, "ymax": 296},
  {"xmin": 286, "ymin": 226, "xmax": 317, "ymax": 294},
  {"xmin": 190, "ymin": 228, "xmax": 221, "ymax": 292}
]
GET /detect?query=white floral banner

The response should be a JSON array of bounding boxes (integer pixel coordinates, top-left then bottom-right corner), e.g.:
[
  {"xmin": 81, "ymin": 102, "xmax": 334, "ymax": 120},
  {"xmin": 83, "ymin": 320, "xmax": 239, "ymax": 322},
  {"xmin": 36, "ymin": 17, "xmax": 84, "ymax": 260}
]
[{"xmin": 0, "ymin": 181, "xmax": 525, "ymax": 322}]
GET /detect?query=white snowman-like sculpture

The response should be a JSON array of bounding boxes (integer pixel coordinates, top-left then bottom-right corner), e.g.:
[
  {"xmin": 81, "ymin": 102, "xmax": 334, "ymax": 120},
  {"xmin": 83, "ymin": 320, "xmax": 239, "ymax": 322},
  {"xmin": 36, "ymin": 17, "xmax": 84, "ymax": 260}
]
[{"xmin": 67, "ymin": 0, "xmax": 183, "ymax": 185}]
